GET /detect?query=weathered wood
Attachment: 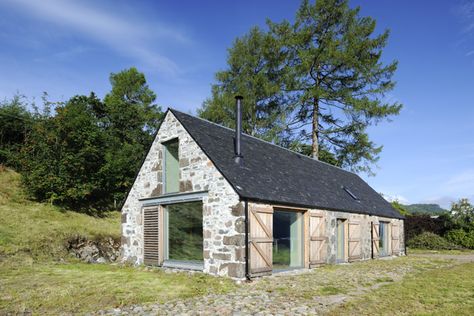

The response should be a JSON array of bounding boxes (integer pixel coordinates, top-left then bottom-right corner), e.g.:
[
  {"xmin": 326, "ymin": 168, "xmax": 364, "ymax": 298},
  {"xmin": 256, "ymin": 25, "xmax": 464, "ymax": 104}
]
[
  {"xmin": 249, "ymin": 205, "xmax": 273, "ymax": 276},
  {"xmin": 309, "ymin": 212, "xmax": 327, "ymax": 266},
  {"xmin": 143, "ymin": 206, "xmax": 160, "ymax": 266},
  {"xmin": 391, "ymin": 223, "xmax": 400, "ymax": 255},
  {"xmin": 348, "ymin": 221, "xmax": 361, "ymax": 261},
  {"xmin": 372, "ymin": 222, "xmax": 380, "ymax": 258}
]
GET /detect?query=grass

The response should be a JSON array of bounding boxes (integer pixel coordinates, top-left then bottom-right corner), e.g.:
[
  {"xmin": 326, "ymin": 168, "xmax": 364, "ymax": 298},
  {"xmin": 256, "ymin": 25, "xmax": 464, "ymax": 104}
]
[
  {"xmin": 0, "ymin": 168, "xmax": 120, "ymax": 260},
  {"xmin": 0, "ymin": 168, "xmax": 235, "ymax": 314},
  {"xmin": 0, "ymin": 262, "xmax": 235, "ymax": 314},
  {"xmin": 327, "ymin": 263, "xmax": 474, "ymax": 315},
  {"xmin": 256, "ymin": 255, "xmax": 455, "ymax": 301},
  {"xmin": 407, "ymin": 248, "xmax": 474, "ymax": 255}
]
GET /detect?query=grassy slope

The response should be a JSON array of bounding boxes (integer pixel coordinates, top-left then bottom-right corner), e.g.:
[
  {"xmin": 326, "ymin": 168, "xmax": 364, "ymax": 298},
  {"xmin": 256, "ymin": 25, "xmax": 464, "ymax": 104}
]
[
  {"xmin": 0, "ymin": 169, "xmax": 235, "ymax": 314},
  {"xmin": 328, "ymin": 263, "xmax": 474, "ymax": 315},
  {"xmin": 0, "ymin": 168, "xmax": 120, "ymax": 260}
]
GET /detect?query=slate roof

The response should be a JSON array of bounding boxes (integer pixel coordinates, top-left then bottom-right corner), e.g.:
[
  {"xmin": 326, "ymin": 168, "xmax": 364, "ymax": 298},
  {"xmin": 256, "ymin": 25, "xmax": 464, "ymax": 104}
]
[{"xmin": 169, "ymin": 109, "xmax": 403, "ymax": 219}]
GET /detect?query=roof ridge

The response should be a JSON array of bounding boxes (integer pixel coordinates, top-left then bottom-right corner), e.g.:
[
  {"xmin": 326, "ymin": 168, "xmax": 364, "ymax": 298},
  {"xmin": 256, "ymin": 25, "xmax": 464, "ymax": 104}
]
[{"xmin": 168, "ymin": 107, "xmax": 358, "ymax": 177}]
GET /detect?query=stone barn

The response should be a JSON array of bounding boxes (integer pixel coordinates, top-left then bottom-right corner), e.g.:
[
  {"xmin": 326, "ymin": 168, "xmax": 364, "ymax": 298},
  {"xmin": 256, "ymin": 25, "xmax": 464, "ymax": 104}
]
[{"xmin": 121, "ymin": 98, "xmax": 405, "ymax": 280}]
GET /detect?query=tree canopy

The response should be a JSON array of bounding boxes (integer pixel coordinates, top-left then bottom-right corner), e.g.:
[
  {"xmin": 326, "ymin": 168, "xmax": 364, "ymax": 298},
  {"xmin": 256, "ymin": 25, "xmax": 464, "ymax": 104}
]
[
  {"xmin": 200, "ymin": 0, "xmax": 402, "ymax": 173},
  {"xmin": 15, "ymin": 68, "xmax": 163, "ymax": 212}
]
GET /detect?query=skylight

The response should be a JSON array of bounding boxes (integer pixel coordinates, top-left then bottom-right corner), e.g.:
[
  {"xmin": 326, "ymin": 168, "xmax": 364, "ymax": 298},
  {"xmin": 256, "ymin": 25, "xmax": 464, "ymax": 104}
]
[{"xmin": 343, "ymin": 186, "xmax": 360, "ymax": 201}]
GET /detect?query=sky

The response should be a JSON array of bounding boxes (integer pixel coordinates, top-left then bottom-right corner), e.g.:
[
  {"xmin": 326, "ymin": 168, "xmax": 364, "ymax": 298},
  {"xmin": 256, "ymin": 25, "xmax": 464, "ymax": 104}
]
[{"xmin": 0, "ymin": 0, "xmax": 473, "ymax": 208}]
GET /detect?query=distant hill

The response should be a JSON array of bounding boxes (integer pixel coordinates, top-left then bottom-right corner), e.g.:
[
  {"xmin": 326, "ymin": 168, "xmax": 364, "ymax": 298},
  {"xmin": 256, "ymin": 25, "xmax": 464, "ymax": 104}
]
[{"xmin": 403, "ymin": 203, "xmax": 448, "ymax": 215}]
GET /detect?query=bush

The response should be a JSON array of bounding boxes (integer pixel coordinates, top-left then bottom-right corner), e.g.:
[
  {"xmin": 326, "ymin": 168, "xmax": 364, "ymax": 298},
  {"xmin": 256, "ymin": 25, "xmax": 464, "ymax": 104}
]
[
  {"xmin": 407, "ymin": 232, "xmax": 462, "ymax": 250},
  {"xmin": 405, "ymin": 214, "xmax": 454, "ymax": 242},
  {"xmin": 445, "ymin": 229, "xmax": 474, "ymax": 249}
]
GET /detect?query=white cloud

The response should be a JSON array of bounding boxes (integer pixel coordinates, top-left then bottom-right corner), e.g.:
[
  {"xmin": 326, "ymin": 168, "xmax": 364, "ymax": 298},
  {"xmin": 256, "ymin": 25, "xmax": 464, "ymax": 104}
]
[
  {"xmin": 381, "ymin": 192, "xmax": 410, "ymax": 204},
  {"xmin": 1, "ymin": 0, "xmax": 189, "ymax": 76}
]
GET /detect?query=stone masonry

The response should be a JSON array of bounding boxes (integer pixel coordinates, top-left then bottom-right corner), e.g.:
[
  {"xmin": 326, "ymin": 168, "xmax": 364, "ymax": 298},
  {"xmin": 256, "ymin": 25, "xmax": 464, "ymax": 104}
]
[
  {"xmin": 121, "ymin": 111, "xmax": 245, "ymax": 278},
  {"xmin": 121, "ymin": 111, "xmax": 404, "ymax": 280}
]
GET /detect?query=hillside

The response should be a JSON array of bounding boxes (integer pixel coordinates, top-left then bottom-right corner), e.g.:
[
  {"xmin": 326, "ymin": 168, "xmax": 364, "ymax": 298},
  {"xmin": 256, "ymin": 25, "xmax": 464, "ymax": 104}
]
[
  {"xmin": 404, "ymin": 204, "xmax": 448, "ymax": 215},
  {"xmin": 0, "ymin": 167, "xmax": 120, "ymax": 262}
]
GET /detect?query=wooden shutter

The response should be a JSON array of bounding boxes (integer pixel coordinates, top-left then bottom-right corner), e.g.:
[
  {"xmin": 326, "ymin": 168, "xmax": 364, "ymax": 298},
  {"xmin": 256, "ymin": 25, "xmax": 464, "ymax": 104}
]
[
  {"xmin": 143, "ymin": 206, "xmax": 161, "ymax": 266},
  {"xmin": 391, "ymin": 223, "xmax": 400, "ymax": 255},
  {"xmin": 309, "ymin": 213, "xmax": 327, "ymax": 267},
  {"xmin": 372, "ymin": 222, "xmax": 380, "ymax": 258},
  {"xmin": 348, "ymin": 221, "xmax": 362, "ymax": 261},
  {"xmin": 249, "ymin": 205, "xmax": 273, "ymax": 276}
]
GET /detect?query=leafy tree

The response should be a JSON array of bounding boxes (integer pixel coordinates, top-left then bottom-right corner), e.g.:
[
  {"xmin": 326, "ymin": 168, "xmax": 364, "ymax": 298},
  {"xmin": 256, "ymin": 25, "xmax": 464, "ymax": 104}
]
[
  {"xmin": 0, "ymin": 95, "xmax": 32, "ymax": 168},
  {"xmin": 202, "ymin": 0, "xmax": 402, "ymax": 173},
  {"xmin": 450, "ymin": 198, "xmax": 474, "ymax": 230},
  {"xmin": 20, "ymin": 94, "xmax": 108, "ymax": 209},
  {"xmin": 18, "ymin": 68, "xmax": 163, "ymax": 212},
  {"xmin": 391, "ymin": 200, "xmax": 409, "ymax": 216},
  {"xmin": 102, "ymin": 67, "xmax": 164, "ymax": 206},
  {"xmin": 199, "ymin": 27, "xmax": 291, "ymax": 144}
]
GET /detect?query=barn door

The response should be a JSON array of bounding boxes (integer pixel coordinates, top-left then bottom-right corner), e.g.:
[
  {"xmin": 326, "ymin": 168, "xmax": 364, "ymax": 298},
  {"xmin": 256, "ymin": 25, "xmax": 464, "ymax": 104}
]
[
  {"xmin": 249, "ymin": 205, "xmax": 273, "ymax": 276},
  {"xmin": 143, "ymin": 206, "xmax": 162, "ymax": 266},
  {"xmin": 372, "ymin": 222, "xmax": 380, "ymax": 258},
  {"xmin": 309, "ymin": 213, "xmax": 327, "ymax": 267},
  {"xmin": 348, "ymin": 221, "xmax": 362, "ymax": 261},
  {"xmin": 391, "ymin": 223, "xmax": 400, "ymax": 255}
]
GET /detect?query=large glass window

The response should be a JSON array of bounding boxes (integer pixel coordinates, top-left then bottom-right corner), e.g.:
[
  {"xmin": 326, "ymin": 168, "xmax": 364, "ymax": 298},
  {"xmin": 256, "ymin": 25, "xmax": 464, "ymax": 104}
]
[
  {"xmin": 165, "ymin": 201, "xmax": 203, "ymax": 262},
  {"xmin": 164, "ymin": 139, "xmax": 179, "ymax": 193},
  {"xmin": 379, "ymin": 222, "xmax": 389, "ymax": 256},
  {"xmin": 273, "ymin": 210, "xmax": 304, "ymax": 270},
  {"xmin": 336, "ymin": 219, "xmax": 346, "ymax": 263}
]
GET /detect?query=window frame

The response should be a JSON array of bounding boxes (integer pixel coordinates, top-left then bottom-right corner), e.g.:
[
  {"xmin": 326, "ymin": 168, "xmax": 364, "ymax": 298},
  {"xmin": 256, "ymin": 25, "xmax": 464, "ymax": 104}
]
[{"xmin": 162, "ymin": 138, "xmax": 180, "ymax": 194}]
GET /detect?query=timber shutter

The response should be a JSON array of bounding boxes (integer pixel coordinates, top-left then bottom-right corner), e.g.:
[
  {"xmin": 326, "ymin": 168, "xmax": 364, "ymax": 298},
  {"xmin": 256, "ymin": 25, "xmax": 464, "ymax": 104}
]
[
  {"xmin": 143, "ymin": 206, "xmax": 161, "ymax": 266},
  {"xmin": 249, "ymin": 205, "xmax": 273, "ymax": 276},
  {"xmin": 391, "ymin": 223, "xmax": 400, "ymax": 255},
  {"xmin": 348, "ymin": 221, "xmax": 362, "ymax": 261},
  {"xmin": 309, "ymin": 212, "xmax": 327, "ymax": 267},
  {"xmin": 372, "ymin": 222, "xmax": 380, "ymax": 258}
]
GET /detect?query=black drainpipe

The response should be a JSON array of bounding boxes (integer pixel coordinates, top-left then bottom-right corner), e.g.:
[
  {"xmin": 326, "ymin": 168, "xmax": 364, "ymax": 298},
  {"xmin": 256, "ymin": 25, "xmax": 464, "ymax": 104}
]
[
  {"xmin": 244, "ymin": 199, "xmax": 250, "ymax": 280},
  {"xmin": 370, "ymin": 221, "xmax": 374, "ymax": 259},
  {"xmin": 404, "ymin": 218, "xmax": 407, "ymax": 256}
]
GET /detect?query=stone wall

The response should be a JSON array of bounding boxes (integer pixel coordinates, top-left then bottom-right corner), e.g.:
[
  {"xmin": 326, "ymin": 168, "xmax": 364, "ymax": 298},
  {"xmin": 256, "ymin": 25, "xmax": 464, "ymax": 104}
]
[
  {"xmin": 319, "ymin": 210, "xmax": 405, "ymax": 263},
  {"xmin": 249, "ymin": 202, "xmax": 404, "ymax": 269},
  {"xmin": 121, "ymin": 111, "xmax": 245, "ymax": 278}
]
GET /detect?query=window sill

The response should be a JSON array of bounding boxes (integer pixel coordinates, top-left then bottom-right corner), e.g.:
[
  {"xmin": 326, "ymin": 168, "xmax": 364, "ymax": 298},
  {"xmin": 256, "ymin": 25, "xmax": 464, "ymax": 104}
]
[{"xmin": 162, "ymin": 260, "xmax": 203, "ymax": 271}]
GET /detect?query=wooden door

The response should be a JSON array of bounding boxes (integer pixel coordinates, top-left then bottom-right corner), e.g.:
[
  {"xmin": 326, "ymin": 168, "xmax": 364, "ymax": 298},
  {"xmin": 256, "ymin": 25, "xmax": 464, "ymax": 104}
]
[
  {"xmin": 372, "ymin": 222, "xmax": 380, "ymax": 258},
  {"xmin": 309, "ymin": 213, "xmax": 327, "ymax": 267},
  {"xmin": 348, "ymin": 221, "xmax": 362, "ymax": 261},
  {"xmin": 143, "ymin": 206, "xmax": 162, "ymax": 266},
  {"xmin": 391, "ymin": 223, "xmax": 400, "ymax": 255},
  {"xmin": 249, "ymin": 205, "xmax": 273, "ymax": 276}
]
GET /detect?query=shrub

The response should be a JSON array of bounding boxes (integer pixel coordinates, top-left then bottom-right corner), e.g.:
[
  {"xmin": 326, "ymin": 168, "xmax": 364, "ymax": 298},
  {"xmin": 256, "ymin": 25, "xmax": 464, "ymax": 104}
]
[
  {"xmin": 407, "ymin": 232, "xmax": 461, "ymax": 250},
  {"xmin": 405, "ymin": 214, "xmax": 454, "ymax": 242},
  {"xmin": 445, "ymin": 229, "xmax": 474, "ymax": 249}
]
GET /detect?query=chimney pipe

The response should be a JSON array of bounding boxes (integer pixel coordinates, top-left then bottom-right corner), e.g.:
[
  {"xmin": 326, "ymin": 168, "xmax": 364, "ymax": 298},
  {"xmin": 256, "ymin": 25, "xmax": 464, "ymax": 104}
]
[{"xmin": 234, "ymin": 96, "xmax": 243, "ymax": 165}]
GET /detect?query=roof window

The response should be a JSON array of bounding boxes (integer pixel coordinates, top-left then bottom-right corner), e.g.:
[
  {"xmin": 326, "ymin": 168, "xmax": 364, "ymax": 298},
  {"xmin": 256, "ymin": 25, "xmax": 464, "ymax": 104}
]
[{"xmin": 343, "ymin": 186, "xmax": 360, "ymax": 201}]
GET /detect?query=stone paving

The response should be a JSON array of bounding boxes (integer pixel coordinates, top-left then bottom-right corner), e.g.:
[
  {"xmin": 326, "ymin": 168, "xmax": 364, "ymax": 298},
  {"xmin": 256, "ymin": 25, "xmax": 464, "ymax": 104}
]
[{"xmin": 92, "ymin": 255, "xmax": 463, "ymax": 316}]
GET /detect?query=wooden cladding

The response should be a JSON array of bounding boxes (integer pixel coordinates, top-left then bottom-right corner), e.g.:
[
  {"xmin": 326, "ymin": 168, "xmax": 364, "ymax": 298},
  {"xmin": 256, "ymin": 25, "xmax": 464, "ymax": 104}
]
[
  {"xmin": 372, "ymin": 222, "xmax": 380, "ymax": 258},
  {"xmin": 391, "ymin": 223, "xmax": 400, "ymax": 255},
  {"xmin": 348, "ymin": 221, "xmax": 362, "ymax": 261},
  {"xmin": 143, "ymin": 206, "xmax": 161, "ymax": 266},
  {"xmin": 309, "ymin": 213, "xmax": 327, "ymax": 267},
  {"xmin": 249, "ymin": 205, "xmax": 273, "ymax": 276}
]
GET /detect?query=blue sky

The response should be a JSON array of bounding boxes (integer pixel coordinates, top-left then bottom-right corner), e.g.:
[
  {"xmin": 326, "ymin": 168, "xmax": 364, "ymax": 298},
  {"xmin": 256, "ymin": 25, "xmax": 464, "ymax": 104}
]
[{"xmin": 0, "ymin": 0, "xmax": 473, "ymax": 208}]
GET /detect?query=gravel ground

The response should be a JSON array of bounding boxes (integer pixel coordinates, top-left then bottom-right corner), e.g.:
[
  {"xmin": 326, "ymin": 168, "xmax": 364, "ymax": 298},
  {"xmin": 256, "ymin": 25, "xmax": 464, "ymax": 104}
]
[{"xmin": 91, "ymin": 255, "xmax": 461, "ymax": 316}]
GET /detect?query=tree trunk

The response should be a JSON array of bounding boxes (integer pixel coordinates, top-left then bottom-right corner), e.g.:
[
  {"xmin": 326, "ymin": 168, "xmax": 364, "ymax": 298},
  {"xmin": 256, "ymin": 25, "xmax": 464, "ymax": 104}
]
[{"xmin": 312, "ymin": 97, "xmax": 319, "ymax": 159}]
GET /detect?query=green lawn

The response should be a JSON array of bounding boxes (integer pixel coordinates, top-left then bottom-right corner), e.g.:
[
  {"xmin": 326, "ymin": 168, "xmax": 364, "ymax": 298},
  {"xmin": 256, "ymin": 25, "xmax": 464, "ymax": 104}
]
[
  {"xmin": 0, "ymin": 169, "xmax": 120, "ymax": 260},
  {"xmin": 0, "ymin": 261, "xmax": 235, "ymax": 314},
  {"xmin": 328, "ymin": 262, "xmax": 474, "ymax": 315},
  {"xmin": 2, "ymin": 168, "xmax": 474, "ymax": 314}
]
